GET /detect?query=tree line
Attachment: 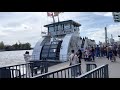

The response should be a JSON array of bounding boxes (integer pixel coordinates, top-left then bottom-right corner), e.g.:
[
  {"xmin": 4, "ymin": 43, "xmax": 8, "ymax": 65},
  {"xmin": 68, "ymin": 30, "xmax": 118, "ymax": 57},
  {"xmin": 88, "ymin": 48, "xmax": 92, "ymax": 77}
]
[{"xmin": 0, "ymin": 41, "xmax": 32, "ymax": 51}]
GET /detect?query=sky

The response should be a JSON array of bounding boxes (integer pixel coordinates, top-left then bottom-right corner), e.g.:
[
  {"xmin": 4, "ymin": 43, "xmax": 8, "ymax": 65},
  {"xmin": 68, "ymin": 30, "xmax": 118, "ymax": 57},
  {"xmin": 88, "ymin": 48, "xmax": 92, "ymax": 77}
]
[{"xmin": 0, "ymin": 12, "xmax": 120, "ymax": 47}]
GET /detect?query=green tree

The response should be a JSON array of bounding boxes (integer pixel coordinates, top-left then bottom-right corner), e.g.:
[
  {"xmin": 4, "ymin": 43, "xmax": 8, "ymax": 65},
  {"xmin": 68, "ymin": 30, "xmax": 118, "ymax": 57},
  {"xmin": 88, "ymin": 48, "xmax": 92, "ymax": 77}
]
[
  {"xmin": 4, "ymin": 45, "xmax": 12, "ymax": 51},
  {"xmin": 12, "ymin": 43, "xmax": 19, "ymax": 50},
  {"xmin": 24, "ymin": 42, "xmax": 31, "ymax": 50},
  {"xmin": 18, "ymin": 41, "xmax": 22, "ymax": 50},
  {"xmin": 0, "ymin": 41, "xmax": 5, "ymax": 50}
]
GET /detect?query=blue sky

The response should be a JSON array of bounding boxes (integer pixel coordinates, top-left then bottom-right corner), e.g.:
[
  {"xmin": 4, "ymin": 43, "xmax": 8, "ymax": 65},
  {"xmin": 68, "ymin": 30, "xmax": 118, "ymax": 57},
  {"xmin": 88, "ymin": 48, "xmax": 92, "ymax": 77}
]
[{"xmin": 0, "ymin": 12, "xmax": 120, "ymax": 47}]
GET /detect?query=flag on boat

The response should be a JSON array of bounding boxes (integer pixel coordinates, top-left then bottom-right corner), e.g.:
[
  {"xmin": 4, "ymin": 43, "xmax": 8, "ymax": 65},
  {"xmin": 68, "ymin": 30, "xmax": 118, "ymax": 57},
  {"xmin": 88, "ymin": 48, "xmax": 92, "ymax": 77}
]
[
  {"xmin": 47, "ymin": 12, "xmax": 53, "ymax": 17},
  {"xmin": 47, "ymin": 12, "xmax": 63, "ymax": 23},
  {"xmin": 53, "ymin": 12, "xmax": 63, "ymax": 16},
  {"xmin": 47, "ymin": 12, "xmax": 63, "ymax": 17}
]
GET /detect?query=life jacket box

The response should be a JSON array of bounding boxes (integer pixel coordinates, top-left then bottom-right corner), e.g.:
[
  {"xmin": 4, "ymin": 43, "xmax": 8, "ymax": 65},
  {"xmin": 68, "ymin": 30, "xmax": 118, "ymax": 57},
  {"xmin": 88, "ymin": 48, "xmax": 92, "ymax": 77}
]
[{"xmin": 0, "ymin": 68, "xmax": 11, "ymax": 78}]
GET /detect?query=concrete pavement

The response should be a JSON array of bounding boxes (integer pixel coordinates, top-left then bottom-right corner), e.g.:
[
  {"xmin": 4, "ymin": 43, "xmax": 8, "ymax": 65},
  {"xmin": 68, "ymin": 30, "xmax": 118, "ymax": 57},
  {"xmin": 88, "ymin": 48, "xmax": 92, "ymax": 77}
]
[{"xmin": 48, "ymin": 56, "xmax": 120, "ymax": 78}]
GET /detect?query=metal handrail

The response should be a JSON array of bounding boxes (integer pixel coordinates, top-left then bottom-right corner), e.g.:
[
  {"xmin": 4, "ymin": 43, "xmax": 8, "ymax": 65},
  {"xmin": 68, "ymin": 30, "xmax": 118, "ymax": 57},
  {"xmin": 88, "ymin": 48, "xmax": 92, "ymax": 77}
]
[
  {"xmin": 0, "ymin": 60, "xmax": 62, "ymax": 78},
  {"xmin": 0, "ymin": 61, "xmax": 49, "ymax": 78},
  {"xmin": 77, "ymin": 64, "xmax": 109, "ymax": 78},
  {"xmin": 86, "ymin": 64, "xmax": 97, "ymax": 72},
  {"xmin": 32, "ymin": 63, "xmax": 81, "ymax": 78}
]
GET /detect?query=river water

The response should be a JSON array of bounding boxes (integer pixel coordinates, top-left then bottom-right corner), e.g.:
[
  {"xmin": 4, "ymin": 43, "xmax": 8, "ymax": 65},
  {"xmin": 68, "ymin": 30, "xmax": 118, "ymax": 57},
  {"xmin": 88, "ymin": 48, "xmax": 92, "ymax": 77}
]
[{"xmin": 0, "ymin": 50, "xmax": 33, "ymax": 67}]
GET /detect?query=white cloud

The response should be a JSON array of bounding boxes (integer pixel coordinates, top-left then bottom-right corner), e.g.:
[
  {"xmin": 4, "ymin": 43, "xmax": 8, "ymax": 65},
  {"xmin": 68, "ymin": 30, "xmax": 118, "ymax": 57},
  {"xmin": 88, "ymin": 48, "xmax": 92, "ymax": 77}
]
[
  {"xmin": 93, "ymin": 12, "xmax": 112, "ymax": 17},
  {"xmin": 0, "ymin": 12, "xmax": 83, "ymax": 47},
  {"xmin": 83, "ymin": 23, "xmax": 120, "ymax": 44},
  {"xmin": 59, "ymin": 12, "xmax": 83, "ymax": 22},
  {"xmin": 0, "ymin": 30, "xmax": 8, "ymax": 36},
  {"xmin": 107, "ymin": 23, "xmax": 120, "ymax": 39},
  {"xmin": 0, "ymin": 12, "xmax": 118, "ymax": 47}
]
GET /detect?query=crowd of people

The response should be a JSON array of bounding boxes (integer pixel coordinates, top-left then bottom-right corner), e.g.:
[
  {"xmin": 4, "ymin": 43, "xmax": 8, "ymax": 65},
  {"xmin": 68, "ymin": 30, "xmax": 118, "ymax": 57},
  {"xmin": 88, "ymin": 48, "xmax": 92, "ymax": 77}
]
[
  {"xmin": 69, "ymin": 44, "xmax": 120, "ymax": 77},
  {"xmin": 23, "ymin": 44, "xmax": 120, "ymax": 77},
  {"xmin": 69, "ymin": 44, "xmax": 120, "ymax": 66},
  {"xmin": 93, "ymin": 44, "xmax": 120, "ymax": 61}
]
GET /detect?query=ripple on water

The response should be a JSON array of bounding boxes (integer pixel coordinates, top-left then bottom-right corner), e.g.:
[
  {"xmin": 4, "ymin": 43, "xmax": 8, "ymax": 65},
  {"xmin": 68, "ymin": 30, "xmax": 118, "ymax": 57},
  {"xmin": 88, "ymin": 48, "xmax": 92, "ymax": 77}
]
[{"xmin": 0, "ymin": 50, "xmax": 33, "ymax": 67}]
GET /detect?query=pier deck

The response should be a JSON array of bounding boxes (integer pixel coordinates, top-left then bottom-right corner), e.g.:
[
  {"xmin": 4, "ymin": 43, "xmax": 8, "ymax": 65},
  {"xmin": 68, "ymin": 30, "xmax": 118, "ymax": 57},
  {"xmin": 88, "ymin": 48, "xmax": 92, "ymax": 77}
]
[{"xmin": 48, "ymin": 57, "xmax": 120, "ymax": 78}]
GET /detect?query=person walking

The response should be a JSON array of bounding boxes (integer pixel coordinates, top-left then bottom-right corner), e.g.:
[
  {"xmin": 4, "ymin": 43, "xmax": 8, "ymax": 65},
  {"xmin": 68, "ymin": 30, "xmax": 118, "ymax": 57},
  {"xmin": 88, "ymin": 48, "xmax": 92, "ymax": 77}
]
[
  {"xmin": 107, "ymin": 47, "xmax": 113, "ymax": 61},
  {"xmin": 101, "ymin": 46, "xmax": 104, "ymax": 57},
  {"xmin": 106, "ymin": 46, "xmax": 110, "ymax": 60},
  {"xmin": 108, "ymin": 50, "xmax": 113, "ymax": 61},
  {"xmin": 117, "ymin": 45, "xmax": 120, "ymax": 58},
  {"xmin": 96, "ymin": 45, "xmax": 100, "ymax": 58},
  {"xmin": 91, "ymin": 47, "xmax": 95, "ymax": 62},
  {"xmin": 104, "ymin": 46, "xmax": 107, "ymax": 57}
]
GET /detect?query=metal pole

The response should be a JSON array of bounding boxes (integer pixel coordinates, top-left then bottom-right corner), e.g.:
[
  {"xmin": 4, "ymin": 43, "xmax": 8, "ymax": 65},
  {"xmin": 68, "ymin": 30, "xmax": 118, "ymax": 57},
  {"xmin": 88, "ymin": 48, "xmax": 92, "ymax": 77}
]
[
  {"xmin": 105, "ymin": 27, "xmax": 107, "ymax": 46},
  {"xmin": 58, "ymin": 14, "xmax": 60, "ymax": 22},
  {"xmin": 52, "ymin": 13, "xmax": 55, "ymax": 23}
]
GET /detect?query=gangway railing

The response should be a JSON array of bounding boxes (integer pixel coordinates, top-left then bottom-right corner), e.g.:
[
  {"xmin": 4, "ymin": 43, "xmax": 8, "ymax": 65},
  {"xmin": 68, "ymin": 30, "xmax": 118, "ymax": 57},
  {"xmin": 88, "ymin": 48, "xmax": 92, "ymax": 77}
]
[
  {"xmin": 0, "ymin": 60, "xmax": 61, "ymax": 78},
  {"xmin": 0, "ymin": 62, "xmax": 47, "ymax": 78},
  {"xmin": 86, "ymin": 64, "xmax": 97, "ymax": 72},
  {"xmin": 77, "ymin": 64, "xmax": 109, "ymax": 78},
  {"xmin": 32, "ymin": 63, "xmax": 81, "ymax": 78}
]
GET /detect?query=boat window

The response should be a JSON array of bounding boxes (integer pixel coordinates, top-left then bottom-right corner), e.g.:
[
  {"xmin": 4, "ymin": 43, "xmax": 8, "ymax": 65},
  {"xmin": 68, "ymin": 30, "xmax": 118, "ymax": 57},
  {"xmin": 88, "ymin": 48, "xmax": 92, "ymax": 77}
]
[
  {"xmin": 58, "ymin": 24, "xmax": 62, "ymax": 31},
  {"xmin": 64, "ymin": 23, "xmax": 70, "ymax": 30},
  {"xmin": 49, "ymin": 26, "xmax": 54, "ymax": 32},
  {"xmin": 49, "ymin": 48, "xmax": 57, "ymax": 52},
  {"xmin": 70, "ymin": 24, "xmax": 72, "ymax": 29},
  {"xmin": 54, "ymin": 25, "xmax": 58, "ymax": 31},
  {"xmin": 50, "ymin": 44, "xmax": 58, "ymax": 48},
  {"xmin": 43, "ymin": 45, "xmax": 50, "ymax": 49},
  {"xmin": 52, "ymin": 41, "xmax": 59, "ymax": 44},
  {"xmin": 42, "ymin": 50, "xmax": 49, "ymax": 53},
  {"xmin": 44, "ymin": 42, "xmax": 50, "ymax": 45},
  {"xmin": 48, "ymin": 53, "xmax": 56, "ymax": 57},
  {"xmin": 41, "ymin": 53, "xmax": 48, "ymax": 57}
]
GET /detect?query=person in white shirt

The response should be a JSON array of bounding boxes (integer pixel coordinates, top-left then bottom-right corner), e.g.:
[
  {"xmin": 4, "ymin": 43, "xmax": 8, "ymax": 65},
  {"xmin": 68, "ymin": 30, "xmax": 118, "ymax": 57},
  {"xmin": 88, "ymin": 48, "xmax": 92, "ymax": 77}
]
[
  {"xmin": 69, "ymin": 50, "xmax": 79, "ymax": 65},
  {"xmin": 23, "ymin": 51, "xmax": 31, "ymax": 77},
  {"xmin": 69, "ymin": 50, "xmax": 79, "ymax": 77},
  {"xmin": 24, "ymin": 51, "xmax": 31, "ymax": 62}
]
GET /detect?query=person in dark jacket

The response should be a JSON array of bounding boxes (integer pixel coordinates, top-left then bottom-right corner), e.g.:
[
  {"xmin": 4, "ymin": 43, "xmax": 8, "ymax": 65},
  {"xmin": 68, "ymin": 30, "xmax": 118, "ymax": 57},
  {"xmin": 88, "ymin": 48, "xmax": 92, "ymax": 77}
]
[
  {"xmin": 108, "ymin": 49, "xmax": 113, "ymax": 61},
  {"xmin": 77, "ymin": 49, "xmax": 82, "ymax": 63},
  {"xmin": 91, "ymin": 47, "xmax": 95, "ymax": 61},
  {"xmin": 117, "ymin": 45, "xmax": 120, "ymax": 58},
  {"xmin": 96, "ymin": 45, "xmax": 100, "ymax": 58}
]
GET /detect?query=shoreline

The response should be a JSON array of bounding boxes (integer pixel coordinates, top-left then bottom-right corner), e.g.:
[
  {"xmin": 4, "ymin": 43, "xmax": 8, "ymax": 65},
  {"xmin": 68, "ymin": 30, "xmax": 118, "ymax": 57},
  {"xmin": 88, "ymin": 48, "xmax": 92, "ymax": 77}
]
[{"xmin": 0, "ymin": 49, "xmax": 33, "ymax": 52}]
